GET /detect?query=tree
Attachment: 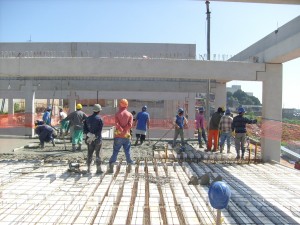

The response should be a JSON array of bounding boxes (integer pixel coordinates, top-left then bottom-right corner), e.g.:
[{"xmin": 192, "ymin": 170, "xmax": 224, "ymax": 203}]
[{"xmin": 232, "ymin": 89, "xmax": 261, "ymax": 105}]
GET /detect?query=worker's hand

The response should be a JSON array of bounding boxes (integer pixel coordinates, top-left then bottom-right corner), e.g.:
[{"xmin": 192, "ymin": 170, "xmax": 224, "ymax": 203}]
[{"xmin": 231, "ymin": 131, "xmax": 235, "ymax": 137}]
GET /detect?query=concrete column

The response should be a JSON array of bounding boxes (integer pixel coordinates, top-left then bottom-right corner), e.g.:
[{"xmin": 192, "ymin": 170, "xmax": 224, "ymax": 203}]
[
  {"xmin": 67, "ymin": 91, "xmax": 78, "ymax": 113},
  {"xmin": 187, "ymin": 93, "xmax": 196, "ymax": 139},
  {"xmin": 214, "ymin": 82, "xmax": 227, "ymax": 109},
  {"xmin": 8, "ymin": 98, "xmax": 14, "ymax": 124},
  {"xmin": 259, "ymin": 64, "xmax": 282, "ymax": 162},
  {"xmin": 21, "ymin": 80, "xmax": 36, "ymax": 137}
]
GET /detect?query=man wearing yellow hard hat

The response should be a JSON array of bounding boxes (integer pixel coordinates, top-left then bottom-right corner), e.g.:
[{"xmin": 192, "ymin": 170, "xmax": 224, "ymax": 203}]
[
  {"xmin": 63, "ymin": 103, "xmax": 87, "ymax": 151},
  {"xmin": 108, "ymin": 99, "xmax": 135, "ymax": 173}
]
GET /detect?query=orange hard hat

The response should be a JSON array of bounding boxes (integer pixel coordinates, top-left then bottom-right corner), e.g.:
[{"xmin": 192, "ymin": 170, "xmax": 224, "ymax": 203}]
[{"xmin": 119, "ymin": 99, "xmax": 128, "ymax": 108}]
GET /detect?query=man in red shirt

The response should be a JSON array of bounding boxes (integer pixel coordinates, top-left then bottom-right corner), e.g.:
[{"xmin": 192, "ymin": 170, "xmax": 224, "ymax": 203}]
[{"xmin": 108, "ymin": 99, "xmax": 135, "ymax": 173}]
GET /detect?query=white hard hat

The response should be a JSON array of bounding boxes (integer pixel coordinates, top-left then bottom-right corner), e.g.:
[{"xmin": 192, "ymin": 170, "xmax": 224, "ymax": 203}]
[{"xmin": 93, "ymin": 104, "xmax": 102, "ymax": 112}]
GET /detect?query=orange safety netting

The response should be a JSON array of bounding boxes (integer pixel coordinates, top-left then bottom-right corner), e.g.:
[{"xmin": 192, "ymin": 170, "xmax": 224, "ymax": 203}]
[{"xmin": 1, "ymin": 113, "xmax": 299, "ymax": 143}]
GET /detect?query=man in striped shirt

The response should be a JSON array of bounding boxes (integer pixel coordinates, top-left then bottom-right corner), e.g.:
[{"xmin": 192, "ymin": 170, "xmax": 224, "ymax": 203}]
[{"xmin": 219, "ymin": 109, "xmax": 233, "ymax": 153}]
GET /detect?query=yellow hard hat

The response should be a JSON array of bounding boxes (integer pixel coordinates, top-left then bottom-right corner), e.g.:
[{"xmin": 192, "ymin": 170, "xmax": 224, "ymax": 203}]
[
  {"xmin": 119, "ymin": 99, "xmax": 128, "ymax": 108},
  {"xmin": 76, "ymin": 103, "xmax": 82, "ymax": 110}
]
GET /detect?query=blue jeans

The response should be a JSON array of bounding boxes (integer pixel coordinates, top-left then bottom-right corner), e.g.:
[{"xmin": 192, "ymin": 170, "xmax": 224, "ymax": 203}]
[
  {"xmin": 220, "ymin": 132, "xmax": 231, "ymax": 149},
  {"xmin": 109, "ymin": 138, "xmax": 134, "ymax": 164}
]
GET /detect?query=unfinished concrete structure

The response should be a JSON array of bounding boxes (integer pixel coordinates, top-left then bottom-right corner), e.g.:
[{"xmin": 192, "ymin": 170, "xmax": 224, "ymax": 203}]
[{"xmin": 1, "ymin": 1, "xmax": 300, "ymax": 164}]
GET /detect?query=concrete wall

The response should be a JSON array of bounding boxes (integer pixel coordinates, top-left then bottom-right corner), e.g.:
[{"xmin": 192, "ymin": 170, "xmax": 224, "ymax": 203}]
[{"xmin": 0, "ymin": 42, "xmax": 196, "ymax": 59}]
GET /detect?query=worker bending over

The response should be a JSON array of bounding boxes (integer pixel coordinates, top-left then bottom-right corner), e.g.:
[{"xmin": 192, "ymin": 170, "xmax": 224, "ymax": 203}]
[
  {"xmin": 172, "ymin": 108, "xmax": 188, "ymax": 148},
  {"xmin": 35, "ymin": 121, "xmax": 57, "ymax": 149},
  {"xmin": 83, "ymin": 104, "xmax": 104, "ymax": 174}
]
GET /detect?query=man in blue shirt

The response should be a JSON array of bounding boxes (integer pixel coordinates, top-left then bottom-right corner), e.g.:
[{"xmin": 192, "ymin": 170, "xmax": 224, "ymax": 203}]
[
  {"xmin": 134, "ymin": 106, "xmax": 150, "ymax": 146},
  {"xmin": 42, "ymin": 106, "xmax": 52, "ymax": 125},
  {"xmin": 172, "ymin": 108, "xmax": 188, "ymax": 148},
  {"xmin": 232, "ymin": 107, "xmax": 257, "ymax": 160},
  {"xmin": 83, "ymin": 104, "xmax": 104, "ymax": 174},
  {"xmin": 35, "ymin": 121, "xmax": 57, "ymax": 148}
]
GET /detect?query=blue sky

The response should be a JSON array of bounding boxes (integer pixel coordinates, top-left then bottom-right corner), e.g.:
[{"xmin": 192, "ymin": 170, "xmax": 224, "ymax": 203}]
[{"xmin": 0, "ymin": 0, "xmax": 299, "ymax": 108}]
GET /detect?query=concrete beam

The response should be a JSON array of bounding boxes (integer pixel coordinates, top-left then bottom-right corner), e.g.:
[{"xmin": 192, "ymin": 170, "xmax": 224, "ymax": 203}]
[
  {"xmin": 230, "ymin": 16, "xmax": 300, "ymax": 63},
  {"xmin": 0, "ymin": 58, "xmax": 265, "ymax": 81}
]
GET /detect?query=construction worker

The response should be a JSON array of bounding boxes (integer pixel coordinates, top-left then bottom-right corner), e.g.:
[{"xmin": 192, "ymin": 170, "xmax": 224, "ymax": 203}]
[
  {"xmin": 108, "ymin": 99, "xmax": 135, "ymax": 173},
  {"xmin": 83, "ymin": 104, "xmax": 103, "ymax": 174},
  {"xmin": 232, "ymin": 107, "xmax": 257, "ymax": 160},
  {"xmin": 134, "ymin": 106, "xmax": 150, "ymax": 146},
  {"xmin": 35, "ymin": 121, "xmax": 57, "ymax": 149},
  {"xmin": 172, "ymin": 108, "xmax": 188, "ymax": 148},
  {"xmin": 219, "ymin": 109, "xmax": 233, "ymax": 153},
  {"xmin": 58, "ymin": 106, "xmax": 68, "ymax": 136},
  {"xmin": 196, "ymin": 106, "xmax": 207, "ymax": 148},
  {"xmin": 63, "ymin": 103, "xmax": 87, "ymax": 151},
  {"xmin": 42, "ymin": 106, "xmax": 52, "ymax": 125},
  {"xmin": 206, "ymin": 107, "xmax": 225, "ymax": 152}
]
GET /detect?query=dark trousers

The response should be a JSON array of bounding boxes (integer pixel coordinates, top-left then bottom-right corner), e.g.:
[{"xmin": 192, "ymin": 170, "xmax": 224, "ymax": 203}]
[
  {"xmin": 87, "ymin": 140, "xmax": 102, "ymax": 167},
  {"xmin": 136, "ymin": 134, "xmax": 146, "ymax": 143}
]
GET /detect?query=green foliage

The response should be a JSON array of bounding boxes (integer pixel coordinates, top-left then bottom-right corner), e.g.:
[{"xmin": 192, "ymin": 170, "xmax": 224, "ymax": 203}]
[
  {"xmin": 227, "ymin": 89, "xmax": 261, "ymax": 107},
  {"xmin": 282, "ymin": 118, "xmax": 300, "ymax": 125}
]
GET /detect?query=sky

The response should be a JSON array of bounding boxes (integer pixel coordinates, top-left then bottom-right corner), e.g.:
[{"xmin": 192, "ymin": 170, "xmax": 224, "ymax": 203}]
[{"xmin": 0, "ymin": 0, "xmax": 299, "ymax": 108}]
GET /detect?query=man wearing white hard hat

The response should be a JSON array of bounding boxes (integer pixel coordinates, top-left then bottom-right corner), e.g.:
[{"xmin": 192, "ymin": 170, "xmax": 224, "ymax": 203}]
[{"xmin": 83, "ymin": 104, "xmax": 104, "ymax": 174}]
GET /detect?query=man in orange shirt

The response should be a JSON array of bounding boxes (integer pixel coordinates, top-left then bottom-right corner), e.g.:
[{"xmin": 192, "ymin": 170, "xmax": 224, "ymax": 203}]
[{"xmin": 108, "ymin": 99, "xmax": 135, "ymax": 172}]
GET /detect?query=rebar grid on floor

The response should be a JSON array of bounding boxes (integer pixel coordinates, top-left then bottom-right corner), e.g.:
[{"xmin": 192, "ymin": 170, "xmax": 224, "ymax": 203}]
[{"xmin": 0, "ymin": 159, "xmax": 299, "ymax": 225}]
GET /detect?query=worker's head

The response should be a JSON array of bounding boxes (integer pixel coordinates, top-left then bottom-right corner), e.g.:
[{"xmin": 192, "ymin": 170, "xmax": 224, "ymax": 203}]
[
  {"xmin": 142, "ymin": 105, "xmax": 147, "ymax": 111},
  {"xmin": 178, "ymin": 108, "xmax": 184, "ymax": 115},
  {"xmin": 76, "ymin": 103, "xmax": 82, "ymax": 110},
  {"xmin": 198, "ymin": 107, "xmax": 204, "ymax": 112},
  {"xmin": 93, "ymin": 104, "xmax": 102, "ymax": 113},
  {"xmin": 217, "ymin": 107, "xmax": 225, "ymax": 113},
  {"xmin": 225, "ymin": 109, "xmax": 231, "ymax": 115},
  {"xmin": 238, "ymin": 107, "xmax": 245, "ymax": 114},
  {"xmin": 119, "ymin": 99, "xmax": 128, "ymax": 108},
  {"xmin": 35, "ymin": 120, "xmax": 44, "ymax": 126},
  {"xmin": 46, "ymin": 106, "xmax": 51, "ymax": 111},
  {"xmin": 131, "ymin": 110, "xmax": 136, "ymax": 115}
]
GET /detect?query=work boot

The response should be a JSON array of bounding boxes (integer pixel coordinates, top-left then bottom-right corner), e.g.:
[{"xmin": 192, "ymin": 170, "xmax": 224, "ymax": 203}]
[
  {"xmin": 199, "ymin": 143, "xmax": 203, "ymax": 148},
  {"xmin": 52, "ymin": 139, "xmax": 55, "ymax": 147},
  {"xmin": 241, "ymin": 153, "xmax": 245, "ymax": 160},
  {"xmin": 134, "ymin": 140, "xmax": 138, "ymax": 146},
  {"xmin": 77, "ymin": 144, "xmax": 82, "ymax": 151},
  {"xmin": 107, "ymin": 164, "xmax": 114, "ymax": 174},
  {"xmin": 235, "ymin": 155, "xmax": 240, "ymax": 160},
  {"xmin": 40, "ymin": 143, "xmax": 45, "ymax": 149},
  {"xmin": 227, "ymin": 147, "xmax": 230, "ymax": 153},
  {"xmin": 72, "ymin": 144, "xmax": 76, "ymax": 152},
  {"xmin": 140, "ymin": 140, "xmax": 144, "ymax": 145},
  {"xmin": 96, "ymin": 165, "xmax": 103, "ymax": 174},
  {"xmin": 87, "ymin": 165, "xmax": 91, "ymax": 174}
]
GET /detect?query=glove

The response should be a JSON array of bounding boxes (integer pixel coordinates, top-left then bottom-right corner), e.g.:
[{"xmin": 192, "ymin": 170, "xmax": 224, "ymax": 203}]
[{"xmin": 86, "ymin": 132, "xmax": 96, "ymax": 144}]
